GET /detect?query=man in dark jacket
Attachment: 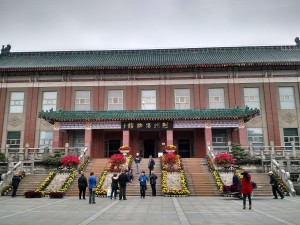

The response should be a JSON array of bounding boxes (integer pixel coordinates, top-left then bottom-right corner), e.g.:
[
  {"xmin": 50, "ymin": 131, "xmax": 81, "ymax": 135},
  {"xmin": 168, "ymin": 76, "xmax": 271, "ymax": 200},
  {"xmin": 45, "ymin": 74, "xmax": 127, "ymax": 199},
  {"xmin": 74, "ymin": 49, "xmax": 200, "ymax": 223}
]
[
  {"xmin": 268, "ymin": 171, "xmax": 284, "ymax": 199},
  {"xmin": 78, "ymin": 172, "xmax": 88, "ymax": 200},
  {"xmin": 118, "ymin": 170, "xmax": 129, "ymax": 200},
  {"xmin": 149, "ymin": 172, "xmax": 158, "ymax": 196},
  {"xmin": 12, "ymin": 174, "xmax": 21, "ymax": 197}
]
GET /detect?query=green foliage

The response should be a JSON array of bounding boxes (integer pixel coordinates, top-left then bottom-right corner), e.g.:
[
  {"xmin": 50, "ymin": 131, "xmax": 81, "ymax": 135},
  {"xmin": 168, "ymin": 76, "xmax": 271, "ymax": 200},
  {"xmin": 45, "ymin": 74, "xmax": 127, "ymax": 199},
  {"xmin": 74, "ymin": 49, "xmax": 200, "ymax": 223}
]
[
  {"xmin": 0, "ymin": 152, "xmax": 6, "ymax": 162},
  {"xmin": 230, "ymin": 144, "xmax": 249, "ymax": 165},
  {"xmin": 41, "ymin": 150, "xmax": 63, "ymax": 167}
]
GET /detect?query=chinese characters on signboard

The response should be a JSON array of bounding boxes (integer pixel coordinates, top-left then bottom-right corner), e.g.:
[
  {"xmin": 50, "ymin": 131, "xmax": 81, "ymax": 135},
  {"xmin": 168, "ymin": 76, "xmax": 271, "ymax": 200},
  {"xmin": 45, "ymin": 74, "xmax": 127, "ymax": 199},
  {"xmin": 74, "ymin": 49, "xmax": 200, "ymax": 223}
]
[{"xmin": 121, "ymin": 121, "xmax": 173, "ymax": 130}]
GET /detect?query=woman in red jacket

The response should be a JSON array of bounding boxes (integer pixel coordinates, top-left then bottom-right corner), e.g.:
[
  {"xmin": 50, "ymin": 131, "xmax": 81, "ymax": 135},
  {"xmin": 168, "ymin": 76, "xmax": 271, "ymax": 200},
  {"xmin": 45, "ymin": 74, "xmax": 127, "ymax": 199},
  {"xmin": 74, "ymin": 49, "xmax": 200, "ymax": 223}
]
[{"xmin": 241, "ymin": 171, "xmax": 253, "ymax": 210}]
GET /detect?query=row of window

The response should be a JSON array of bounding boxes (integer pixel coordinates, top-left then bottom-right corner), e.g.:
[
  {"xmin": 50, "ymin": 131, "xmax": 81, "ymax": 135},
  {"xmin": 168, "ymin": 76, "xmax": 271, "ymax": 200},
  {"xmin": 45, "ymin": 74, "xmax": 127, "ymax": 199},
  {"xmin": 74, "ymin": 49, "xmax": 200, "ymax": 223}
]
[
  {"xmin": 6, "ymin": 128, "xmax": 299, "ymax": 150},
  {"xmin": 8, "ymin": 87, "xmax": 298, "ymax": 113}
]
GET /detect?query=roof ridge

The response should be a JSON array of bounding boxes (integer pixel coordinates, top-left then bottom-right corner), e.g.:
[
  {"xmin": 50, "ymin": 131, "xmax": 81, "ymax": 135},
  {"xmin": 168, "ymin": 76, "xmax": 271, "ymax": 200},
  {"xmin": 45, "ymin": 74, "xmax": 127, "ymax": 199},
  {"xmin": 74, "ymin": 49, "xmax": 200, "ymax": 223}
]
[{"xmin": 4, "ymin": 45, "xmax": 300, "ymax": 56}]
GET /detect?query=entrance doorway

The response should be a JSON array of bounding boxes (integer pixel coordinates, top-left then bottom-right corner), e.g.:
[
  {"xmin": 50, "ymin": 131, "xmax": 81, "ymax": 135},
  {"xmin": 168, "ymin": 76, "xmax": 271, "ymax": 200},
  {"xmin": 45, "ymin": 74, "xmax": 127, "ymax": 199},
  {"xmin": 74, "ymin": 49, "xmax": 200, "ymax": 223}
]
[
  {"xmin": 143, "ymin": 139, "xmax": 155, "ymax": 158},
  {"xmin": 178, "ymin": 139, "xmax": 191, "ymax": 158},
  {"xmin": 105, "ymin": 140, "xmax": 121, "ymax": 157}
]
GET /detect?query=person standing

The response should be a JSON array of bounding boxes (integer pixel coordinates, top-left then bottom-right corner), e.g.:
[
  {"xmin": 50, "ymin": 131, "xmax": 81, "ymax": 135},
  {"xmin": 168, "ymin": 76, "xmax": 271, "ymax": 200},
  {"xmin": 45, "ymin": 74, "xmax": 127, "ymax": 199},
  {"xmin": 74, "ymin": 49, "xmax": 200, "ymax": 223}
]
[
  {"xmin": 78, "ymin": 172, "xmax": 88, "ymax": 200},
  {"xmin": 268, "ymin": 171, "xmax": 284, "ymax": 199},
  {"xmin": 134, "ymin": 153, "xmax": 142, "ymax": 174},
  {"xmin": 88, "ymin": 172, "xmax": 97, "ymax": 204},
  {"xmin": 241, "ymin": 171, "xmax": 253, "ymax": 210},
  {"xmin": 148, "ymin": 155, "xmax": 155, "ymax": 176},
  {"xmin": 110, "ymin": 173, "xmax": 119, "ymax": 199},
  {"xmin": 139, "ymin": 171, "xmax": 149, "ymax": 198},
  {"xmin": 11, "ymin": 174, "xmax": 21, "ymax": 197},
  {"xmin": 149, "ymin": 172, "xmax": 158, "ymax": 196},
  {"xmin": 118, "ymin": 170, "xmax": 129, "ymax": 200}
]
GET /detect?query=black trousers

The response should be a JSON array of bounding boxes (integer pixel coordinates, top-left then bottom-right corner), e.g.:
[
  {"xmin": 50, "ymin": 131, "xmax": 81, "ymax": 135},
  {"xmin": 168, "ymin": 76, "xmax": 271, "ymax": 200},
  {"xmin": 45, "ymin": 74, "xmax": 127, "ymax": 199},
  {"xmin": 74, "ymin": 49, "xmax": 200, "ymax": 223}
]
[
  {"xmin": 140, "ymin": 185, "xmax": 146, "ymax": 197},
  {"xmin": 272, "ymin": 185, "xmax": 284, "ymax": 198},
  {"xmin": 111, "ymin": 187, "xmax": 118, "ymax": 199},
  {"xmin": 243, "ymin": 193, "xmax": 252, "ymax": 207},
  {"xmin": 119, "ymin": 186, "xmax": 127, "ymax": 200},
  {"xmin": 79, "ymin": 187, "xmax": 86, "ymax": 199},
  {"xmin": 151, "ymin": 183, "xmax": 156, "ymax": 196}
]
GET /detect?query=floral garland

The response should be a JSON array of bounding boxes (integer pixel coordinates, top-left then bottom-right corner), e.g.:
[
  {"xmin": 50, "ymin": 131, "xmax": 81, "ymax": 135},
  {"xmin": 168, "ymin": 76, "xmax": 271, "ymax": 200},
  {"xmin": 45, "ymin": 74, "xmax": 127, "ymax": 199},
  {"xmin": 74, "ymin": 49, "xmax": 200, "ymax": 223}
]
[
  {"xmin": 95, "ymin": 170, "xmax": 108, "ymax": 196},
  {"xmin": 161, "ymin": 154, "xmax": 190, "ymax": 196},
  {"xmin": 78, "ymin": 156, "xmax": 91, "ymax": 172},
  {"xmin": 36, "ymin": 171, "xmax": 56, "ymax": 194},
  {"xmin": 206, "ymin": 155, "xmax": 224, "ymax": 194}
]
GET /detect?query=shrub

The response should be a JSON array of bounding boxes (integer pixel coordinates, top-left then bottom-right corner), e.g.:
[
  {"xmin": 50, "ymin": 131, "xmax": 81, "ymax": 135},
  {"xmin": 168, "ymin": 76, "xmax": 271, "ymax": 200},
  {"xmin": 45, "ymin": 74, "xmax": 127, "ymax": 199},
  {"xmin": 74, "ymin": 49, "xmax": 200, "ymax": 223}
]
[
  {"xmin": 60, "ymin": 154, "xmax": 79, "ymax": 168},
  {"xmin": 24, "ymin": 191, "xmax": 43, "ymax": 198},
  {"xmin": 214, "ymin": 153, "xmax": 235, "ymax": 167},
  {"xmin": 230, "ymin": 144, "xmax": 249, "ymax": 165},
  {"xmin": 109, "ymin": 154, "xmax": 126, "ymax": 169},
  {"xmin": 49, "ymin": 191, "xmax": 64, "ymax": 198},
  {"xmin": 0, "ymin": 152, "xmax": 6, "ymax": 162}
]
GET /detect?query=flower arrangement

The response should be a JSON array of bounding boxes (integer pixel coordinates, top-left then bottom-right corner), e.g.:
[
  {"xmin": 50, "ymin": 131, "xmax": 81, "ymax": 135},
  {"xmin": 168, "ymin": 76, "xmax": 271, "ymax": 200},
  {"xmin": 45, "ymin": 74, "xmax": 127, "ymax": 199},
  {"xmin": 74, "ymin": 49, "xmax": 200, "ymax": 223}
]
[
  {"xmin": 78, "ymin": 156, "xmax": 91, "ymax": 172},
  {"xmin": 109, "ymin": 154, "xmax": 126, "ymax": 170},
  {"xmin": 95, "ymin": 171, "xmax": 108, "ymax": 196},
  {"xmin": 206, "ymin": 155, "xmax": 224, "ymax": 194},
  {"xmin": 36, "ymin": 171, "xmax": 56, "ymax": 194},
  {"xmin": 49, "ymin": 191, "xmax": 64, "ymax": 198},
  {"xmin": 161, "ymin": 154, "xmax": 190, "ymax": 196},
  {"xmin": 162, "ymin": 153, "xmax": 178, "ymax": 170},
  {"xmin": 214, "ymin": 153, "xmax": 235, "ymax": 167},
  {"xmin": 60, "ymin": 154, "xmax": 79, "ymax": 168},
  {"xmin": 24, "ymin": 190, "xmax": 43, "ymax": 198},
  {"xmin": 164, "ymin": 145, "xmax": 177, "ymax": 150},
  {"xmin": 118, "ymin": 145, "xmax": 132, "ymax": 150}
]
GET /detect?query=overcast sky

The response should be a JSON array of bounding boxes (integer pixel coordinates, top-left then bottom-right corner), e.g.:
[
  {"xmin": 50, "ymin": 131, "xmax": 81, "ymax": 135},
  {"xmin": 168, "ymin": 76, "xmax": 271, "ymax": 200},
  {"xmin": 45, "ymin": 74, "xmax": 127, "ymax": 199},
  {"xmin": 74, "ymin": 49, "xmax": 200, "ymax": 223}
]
[{"xmin": 0, "ymin": 0, "xmax": 300, "ymax": 52}]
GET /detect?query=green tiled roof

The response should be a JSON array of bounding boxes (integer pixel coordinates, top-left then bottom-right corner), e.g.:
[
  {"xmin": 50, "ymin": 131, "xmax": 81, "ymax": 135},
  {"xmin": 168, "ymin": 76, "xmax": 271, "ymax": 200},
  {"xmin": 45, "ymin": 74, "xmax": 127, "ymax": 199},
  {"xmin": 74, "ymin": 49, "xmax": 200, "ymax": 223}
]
[
  {"xmin": 1, "ymin": 45, "xmax": 300, "ymax": 71},
  {"xmin": 38, "ymin": 106, "xmax": 260, "ymax": 124}
]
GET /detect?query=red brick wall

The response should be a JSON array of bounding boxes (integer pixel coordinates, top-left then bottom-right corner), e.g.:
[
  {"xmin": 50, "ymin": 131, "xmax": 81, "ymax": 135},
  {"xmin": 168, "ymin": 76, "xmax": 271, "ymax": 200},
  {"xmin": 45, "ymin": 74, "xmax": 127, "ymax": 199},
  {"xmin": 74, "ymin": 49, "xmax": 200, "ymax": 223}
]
[
  {"xmin": 59, "ymin": 86, "xmax": 72, "ymax": 110},
  {"xmin": 193, "ymin": 84, "xmax": 200, "ymax": 109},
  {"xmin": 199, "ymin": 84, "xmax": 206, "ymax": 109},
  {"xmin": 0, "ymin": 88, "xmax": 7, "ymax": 146},
  {"xmin": 229, "ymin": 83, "xmax": 241, "ymax": 108},
  {"xmin": 23, "ymin": 87, "xmax": 38, "ymax": 148},
  {"xmin": 263, "ymin": 83, "xmax": 281, "ymax": 146},
  {"xmin": 159, "ymin": 85, "xmax": 166, "ymax": 109}
]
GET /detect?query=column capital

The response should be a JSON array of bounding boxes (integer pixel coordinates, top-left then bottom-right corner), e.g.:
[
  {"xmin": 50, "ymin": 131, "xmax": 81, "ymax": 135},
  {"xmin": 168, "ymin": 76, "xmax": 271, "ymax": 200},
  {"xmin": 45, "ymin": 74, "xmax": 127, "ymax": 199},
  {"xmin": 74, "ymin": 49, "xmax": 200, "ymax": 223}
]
[
  {"xmin": 238, "ymin": 120, "xmax": 245, "ymax": 128},
  {"xmin": 205, "ymin": 121, "xmax": 211, "ymax": 128},
  {"xmin": 85, "ymin": 122, "xmax": 92, "ymax": 130},
  {"xmin": 54, "ymin": 122, "xmax": 60, "ymax": 130}
]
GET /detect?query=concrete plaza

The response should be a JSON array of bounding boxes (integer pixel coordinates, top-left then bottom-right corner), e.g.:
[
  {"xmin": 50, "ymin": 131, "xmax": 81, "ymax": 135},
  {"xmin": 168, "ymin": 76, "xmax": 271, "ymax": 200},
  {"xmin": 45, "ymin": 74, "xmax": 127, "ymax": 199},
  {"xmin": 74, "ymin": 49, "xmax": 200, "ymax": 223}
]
[{"xmin": 0, "ymin": 196, "xmax": 299, "ymax": 225}]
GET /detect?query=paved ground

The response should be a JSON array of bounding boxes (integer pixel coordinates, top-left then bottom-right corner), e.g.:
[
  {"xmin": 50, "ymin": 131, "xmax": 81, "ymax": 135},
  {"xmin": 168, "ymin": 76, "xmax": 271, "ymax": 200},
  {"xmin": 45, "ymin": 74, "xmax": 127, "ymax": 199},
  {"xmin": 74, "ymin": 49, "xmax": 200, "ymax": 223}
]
[{"xmin": 0, "ymin": 195, "xmax": 299, "ymax": 225}]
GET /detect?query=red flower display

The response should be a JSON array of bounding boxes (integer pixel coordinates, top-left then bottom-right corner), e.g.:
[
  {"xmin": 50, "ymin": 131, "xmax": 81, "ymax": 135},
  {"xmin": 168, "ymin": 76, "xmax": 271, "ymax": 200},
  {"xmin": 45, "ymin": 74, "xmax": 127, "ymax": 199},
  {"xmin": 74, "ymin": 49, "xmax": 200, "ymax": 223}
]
[
  {"xmin": 60, "ymin": 154, "xmax": 79, "ymax": 168},
  {"xmin": 162, "ymin": 153, "xmax": 178, "ymax": 169},
  {"xmin": 109, "ymin": 154, "xmax": 126, "ymax": 169},
  {"xmin": 214, "ymin": 153, "xmax": 235, "ymax": 167}
]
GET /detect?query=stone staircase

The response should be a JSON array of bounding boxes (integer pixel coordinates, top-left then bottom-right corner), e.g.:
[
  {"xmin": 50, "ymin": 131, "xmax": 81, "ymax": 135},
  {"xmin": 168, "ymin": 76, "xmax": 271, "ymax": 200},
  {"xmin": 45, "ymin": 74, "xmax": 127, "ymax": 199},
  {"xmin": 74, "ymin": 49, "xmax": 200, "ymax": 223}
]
[
  {"xmin": 65, "ymin": 158, "xmax": 108, "ymax": 197},
  {"xmin": 126, "ymin": 158, "xmax": 162, "ymax": 196},
  {"xmin": 251, "ymin": 173, "xmax": 273, "ymax": 196},
  {"xmin": 182, "ymin": 158, "xmax": 219, "ymax": 196},
  {"xmin": 13, "ymin": 174, "xmax": 49, "ymax": 196}
]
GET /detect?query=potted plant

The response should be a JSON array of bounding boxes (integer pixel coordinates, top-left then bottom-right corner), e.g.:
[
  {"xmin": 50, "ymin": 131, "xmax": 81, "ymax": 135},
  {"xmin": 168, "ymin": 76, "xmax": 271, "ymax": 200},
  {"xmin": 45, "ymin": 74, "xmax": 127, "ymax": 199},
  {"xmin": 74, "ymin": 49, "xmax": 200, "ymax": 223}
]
[{"xmin": 164, "ymin": 145, "xmax": 177, "ymax": 153}]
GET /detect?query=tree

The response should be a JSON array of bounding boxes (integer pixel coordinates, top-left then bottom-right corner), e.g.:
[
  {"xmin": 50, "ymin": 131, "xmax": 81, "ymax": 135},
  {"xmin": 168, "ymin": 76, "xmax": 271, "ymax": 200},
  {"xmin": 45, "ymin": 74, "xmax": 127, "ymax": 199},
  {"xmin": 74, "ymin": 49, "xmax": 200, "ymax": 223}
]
[{"xmin": 230, "ymin": 144, "xmax": 249, "ymax": 165}]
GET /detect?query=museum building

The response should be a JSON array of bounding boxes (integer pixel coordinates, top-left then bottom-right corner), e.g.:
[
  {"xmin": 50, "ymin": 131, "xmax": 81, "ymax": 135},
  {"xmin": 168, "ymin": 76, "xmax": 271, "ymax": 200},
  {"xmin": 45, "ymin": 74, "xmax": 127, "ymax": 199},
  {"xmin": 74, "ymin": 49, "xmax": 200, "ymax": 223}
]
[{"xmin": 1, "ymin": 39, "xmax": 300, "ymax": 158}]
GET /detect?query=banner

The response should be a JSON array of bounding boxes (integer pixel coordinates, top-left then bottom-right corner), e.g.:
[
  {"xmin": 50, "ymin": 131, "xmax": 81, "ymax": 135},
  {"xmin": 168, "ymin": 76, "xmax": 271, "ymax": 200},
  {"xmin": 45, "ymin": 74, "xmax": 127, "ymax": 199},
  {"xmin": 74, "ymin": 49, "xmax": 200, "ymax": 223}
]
[{"xmin": 121, "ymin": 121, "xmax": 173, "ymax": 130}]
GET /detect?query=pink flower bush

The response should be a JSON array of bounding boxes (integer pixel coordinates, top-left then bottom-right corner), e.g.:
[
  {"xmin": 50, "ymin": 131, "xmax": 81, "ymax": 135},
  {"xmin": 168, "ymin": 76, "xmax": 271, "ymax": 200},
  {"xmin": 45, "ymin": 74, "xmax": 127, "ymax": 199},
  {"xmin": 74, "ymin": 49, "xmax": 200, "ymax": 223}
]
[
  {"xmin": 214, "ymin": 153, "xmax": 235, "ymax": 167},
  {"xmin": 60, "ymin": 154, "xmax": 79, "ymax": 168},
  {"xmin": 109, "ymin": 154, "xmax": 126, "ymax": 169},
  {"xmin": 162, "ymin": 153, "xmax": 178, "ymax": 169}
]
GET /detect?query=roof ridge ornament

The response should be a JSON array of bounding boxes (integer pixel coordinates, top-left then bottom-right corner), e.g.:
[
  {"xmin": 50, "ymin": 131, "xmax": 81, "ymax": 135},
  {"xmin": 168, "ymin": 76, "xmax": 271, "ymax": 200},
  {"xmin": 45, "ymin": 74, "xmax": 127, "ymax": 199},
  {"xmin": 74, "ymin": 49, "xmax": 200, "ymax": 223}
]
[
  {"xmin": 295, "ymin": 37, "xmax": 300, "ymax": 47},
  {"xmin": 1, "ymin": 44, "xmax": 11, "ymax": 55}
]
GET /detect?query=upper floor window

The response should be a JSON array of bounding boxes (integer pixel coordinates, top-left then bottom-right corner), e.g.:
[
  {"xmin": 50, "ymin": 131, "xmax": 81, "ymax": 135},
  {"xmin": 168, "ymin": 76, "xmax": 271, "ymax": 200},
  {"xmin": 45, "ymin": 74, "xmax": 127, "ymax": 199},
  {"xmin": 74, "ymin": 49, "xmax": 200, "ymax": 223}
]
[
  {"xmin": 75, "ymin": 91, "xmax": 90, "ymax": 110},
  {"xmin": 108, "ymin": 90, "xmax": 123, "ymax": 110},
  {"xmin": 209, "ymin": 88, "xmax": 225, "ymax": 109},
  {"xmin": 9, "ymin": 92, "xmax": 24, "ymax": 113},
  {"xmin": 247, "ymin": 128, "xmax": 264, "ymax": 150},
  {"xmin": 244, "ymin": 88, "xmax": 260, "ymax": 109},
  {"xmin": 141, "ymin": 90, "xmax": 156, "ymax": 110},
  {"xmin": 279, "ymin": 87, "xmax": 295, "ymax": 109},
  {"xmin": 39, "ymin": 131, "xmax": 53, "ymax": 150},
  {"xmin": 175, "ymin": 89, "xmax": 190, "ymax": 109},
  {"xmin": 42, "ymin": 91, "xmax": 57, "ymax": 111}
]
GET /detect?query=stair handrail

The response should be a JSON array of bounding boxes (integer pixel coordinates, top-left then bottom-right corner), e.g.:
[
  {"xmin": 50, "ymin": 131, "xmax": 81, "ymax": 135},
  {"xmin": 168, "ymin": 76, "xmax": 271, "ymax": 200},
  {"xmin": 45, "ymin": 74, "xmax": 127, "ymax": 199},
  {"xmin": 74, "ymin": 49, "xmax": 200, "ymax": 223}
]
[
  {"xmin": 78, "ymin": 147, "xmax": 88, "ymax": 163},
  {"xmin": 0, "ymin": 161, "xmax": 23, "ymax": 196},
  {"xmin": 271, "ymin": 159, "xmax": 296, "ymax": 196}
]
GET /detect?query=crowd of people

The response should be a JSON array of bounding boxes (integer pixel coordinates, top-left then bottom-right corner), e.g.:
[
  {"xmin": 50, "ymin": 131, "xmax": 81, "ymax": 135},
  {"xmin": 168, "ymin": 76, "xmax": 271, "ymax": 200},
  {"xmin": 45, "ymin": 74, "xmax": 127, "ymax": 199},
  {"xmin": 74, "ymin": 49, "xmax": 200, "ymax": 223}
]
[{"xmin": 77, "ymin": 153, "xmax": 158, "ymax": 202}]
